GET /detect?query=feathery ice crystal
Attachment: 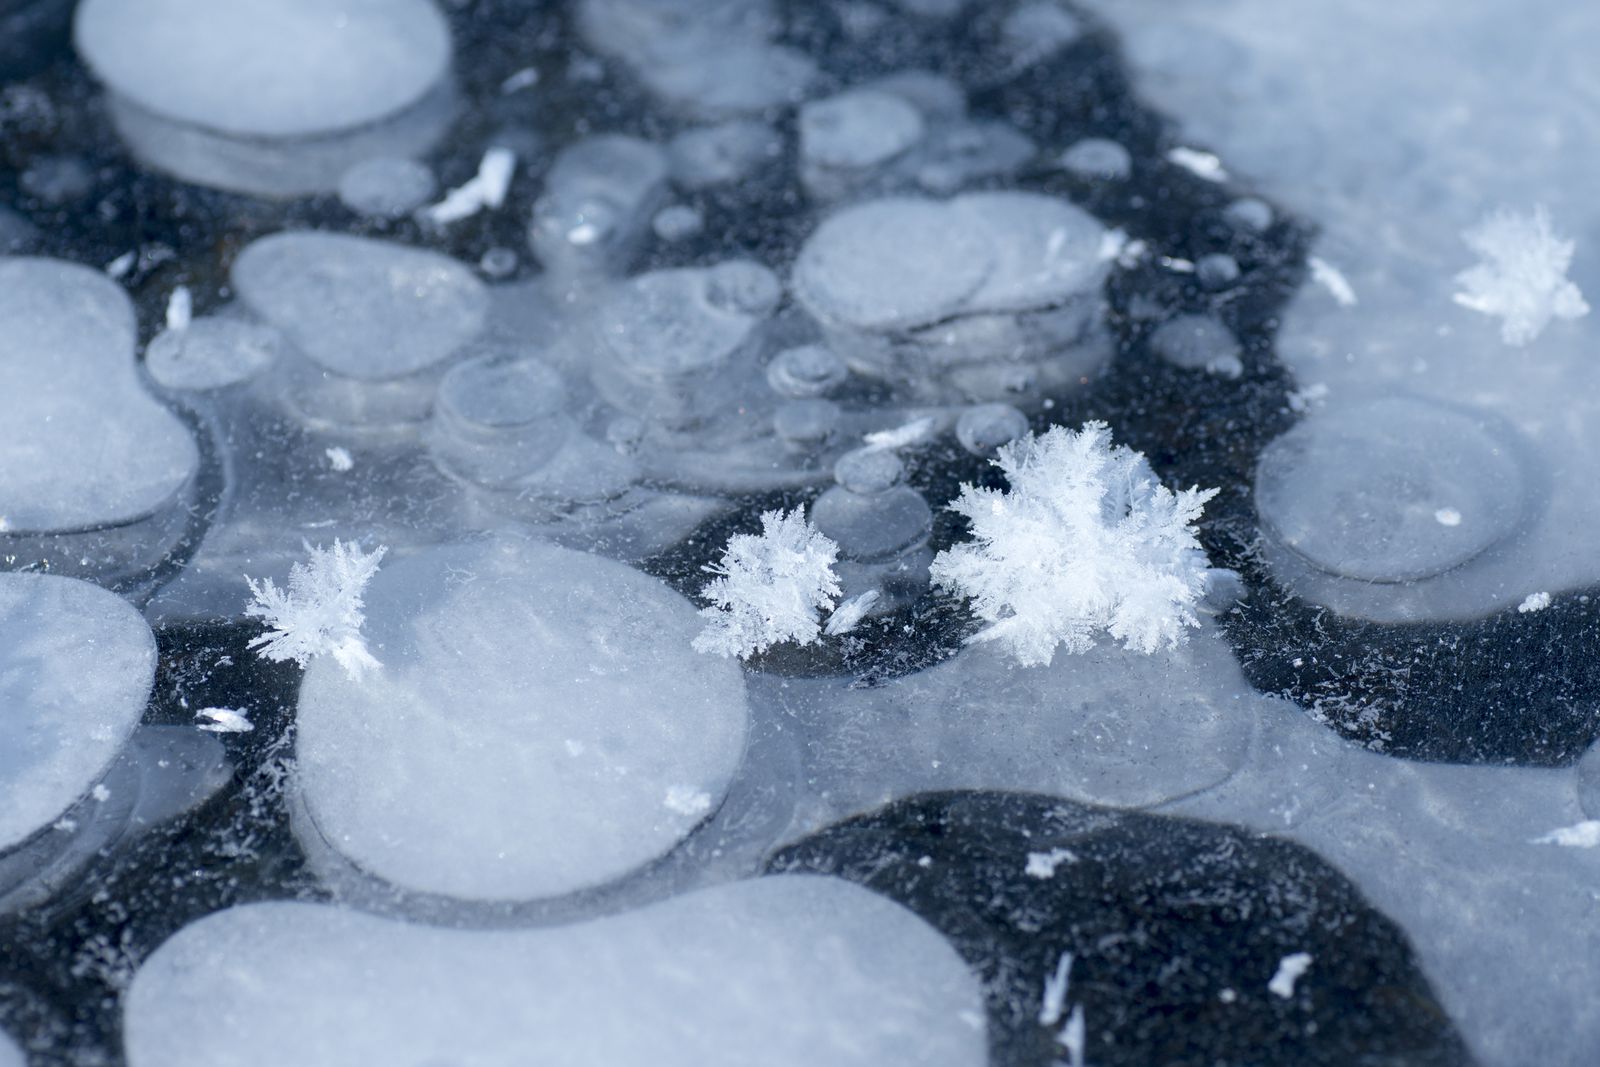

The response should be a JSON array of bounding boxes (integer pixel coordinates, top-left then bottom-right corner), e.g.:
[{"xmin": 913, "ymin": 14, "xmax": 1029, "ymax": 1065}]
[
  {"xmin": 931, "ymin": 421, "xmax": 1218, "ymax": 667},
  {"xmin": 245, "ymin": 539, "xmax": 387, "ymax": 680},
  {"xmin": 694, "ymin": 508, "xmax": 841, "ymax": 659},
  {"xmin": 1453, "ymin": 206, "xmax": 1589, "ymax": 346}
]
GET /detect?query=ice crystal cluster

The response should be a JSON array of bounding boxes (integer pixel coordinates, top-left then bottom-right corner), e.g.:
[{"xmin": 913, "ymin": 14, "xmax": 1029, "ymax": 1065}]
[
  {"xmin": 1453, "ymin": 206, "xmax": 1589, "ymax": 346},
  {"xmin": 931, "ymin": 422, "xmax": 1218, "ymax": 666},
  {"xmin": 694, "ymin": 509, "xmax": 841, "ymax": 659},
  {"xmin": 244, "ymin": 540, "xmax": 387, "ymax": 679}
]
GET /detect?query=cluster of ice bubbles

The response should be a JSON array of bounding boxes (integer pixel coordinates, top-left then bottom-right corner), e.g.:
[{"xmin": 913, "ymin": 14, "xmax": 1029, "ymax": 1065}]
[{"xmin": 2, "ymin": 0, "xmax": 1598, "ymax": 1063}]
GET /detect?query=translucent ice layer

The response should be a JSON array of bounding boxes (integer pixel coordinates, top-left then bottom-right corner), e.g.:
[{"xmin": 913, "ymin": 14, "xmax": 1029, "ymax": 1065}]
[
  {"xmin": 123, "ymin": 876, "xmax": 985, "ymax": 1067},
  {"xmin": 0, "ymin": 573, "xmax": 155, "ymax": 853},
  {"xmin": 74, "ymin": 0, "xmax": 453, "ymax": 197},
  {"xmin": 293, "ymin": 538, "xmax": 750, "ymax": 904}
]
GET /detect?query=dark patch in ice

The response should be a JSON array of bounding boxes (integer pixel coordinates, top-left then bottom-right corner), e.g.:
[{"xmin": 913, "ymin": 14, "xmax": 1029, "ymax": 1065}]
[{"xmin": 770, "ymin": 791, "xmax": 1474, "ymax": 1067}]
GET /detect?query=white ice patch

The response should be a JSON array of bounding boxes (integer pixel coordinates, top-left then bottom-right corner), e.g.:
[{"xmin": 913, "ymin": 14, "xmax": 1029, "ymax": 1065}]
[
  {"xmin": 1517, "ymin": 591, "xmax": 1552, "ymax": 613},
  {"xmin": 1307, "ymin": 256, "xmax": 1357, "ymax": 306},
  {"xmin": 1166, "ymin": 146, "xmax": 1228, "ymax": 181},
  {"xmin": 663, "ymin": 786, "xmax": 713, "ymax": 818},
  {"xmin": 1530, "ymin": 821, "xmax": 1600, "ymax": 848},
  {"xmin": 1268, "ymin": 952, "xmax": 1313, "ymax": 998},
  {"xmin": 164, "ymin": 285, "xmax": 192, "ymax": 332},
  {"xmin": 324, "ymin": 447, "xmax": 354, "ymax": 472},
  {"xmin": 824, "ymin": 590, "xmax": 881, "ymax": 637},
  {"xmin": 1038, "ymin": 951, "xmax": 1073, "ymax": 1026},
  {"xmin": 195, "ymin": 707, "xmax": 253, "ymax": 734},
  {"xmin": 1024, "ymin": 847, "xmax": 1078, "ymax": 879},
  {"xmin": 423, "ymin": 146, "xmax": 518, "ymax": 225}
]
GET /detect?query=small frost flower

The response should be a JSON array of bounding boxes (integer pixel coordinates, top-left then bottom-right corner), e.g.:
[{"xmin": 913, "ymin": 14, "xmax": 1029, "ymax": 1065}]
[
  {"xmin": 1453, "ymin": 206, "xmax": 1589, "ymax": 346},
  {"xmin": 931, "ymin": 422, "xmax": 1219, "ymax": 667},
  {"xmin": 694, "ymin": 508, "xmax": 841, "ymax": 659},
  {"xmin": 245, "ymin": 539, "xmax": 387, "ymax": 680}
]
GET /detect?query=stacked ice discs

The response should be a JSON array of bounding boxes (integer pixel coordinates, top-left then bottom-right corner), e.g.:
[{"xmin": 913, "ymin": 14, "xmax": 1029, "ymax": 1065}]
[
  {"xmin": 74, "ymin": 0, "xmax": 454, "ymax": 197},
  {"xmin": 793, "ymin": 193, "xmax": 1113, "ymax": 402}
]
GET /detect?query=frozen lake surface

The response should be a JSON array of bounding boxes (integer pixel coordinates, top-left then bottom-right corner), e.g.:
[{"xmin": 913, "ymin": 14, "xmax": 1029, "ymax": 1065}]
[{"xmin": 2, "ymin": 1, "xmax": 1598, "ymax": 1065}]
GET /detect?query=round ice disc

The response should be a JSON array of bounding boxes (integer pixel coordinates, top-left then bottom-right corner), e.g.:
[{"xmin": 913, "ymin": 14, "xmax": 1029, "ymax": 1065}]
[
  {"xmin": 74, "ymin": 0, "xmax": 451, "ymax": 139},
  {"xmin": 0, "ymin": 573, "xmax": 155, "ymax": 852},
  {"xmin": 800, "ymin": 89, "xmax": 925, "ymax": 170},
  {"xmin": 233, "ymin": 232, "xmax": 487, "ymax": 381},
  {"xmin": 0, "ymin": 257, "xmax": 198, "ymax": 533},
  {"xmin": 295, "ymin": 539, "xmax": 750, "ymax": 901},
  {"xmin": 1255, "ymin": 396, "xmax": 1527, "ymax": 583},
  {"xmin": 793, "ymin": 197, "xmax": 993, "ymax": 333},
  {"xmin": 952, "ymin": 191, "xmax": 1108, "ymax": 314},
  {"xmin": 602, "ymin": 267, "xmax": 763, "ymax": 378},
  {"xmin": 145, "ymin": 316, "xmax": 285, "ymax": 391}
]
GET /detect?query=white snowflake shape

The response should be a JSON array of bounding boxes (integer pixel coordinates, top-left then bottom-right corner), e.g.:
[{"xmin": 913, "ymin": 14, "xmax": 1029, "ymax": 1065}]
[
  {"xmin": 244, "ymin": 539, "xmax": 387, "ymax": 680},
  {"xmin": 694, "ymin": 508, "xmax": 840, "ymax": 659},
  {"xmin": 931, "ymin": 421, "xmax": 1219, "ymax": 667},
  {"xmin": 1453, "ymin": 206, "xmax": 1589, "ymax": 346}
]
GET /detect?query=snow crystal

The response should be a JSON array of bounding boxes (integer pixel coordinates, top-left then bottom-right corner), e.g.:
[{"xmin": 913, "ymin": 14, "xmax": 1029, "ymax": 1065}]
[
  {"xmin": 1530, "ymin": 821, "xmax": 1600, "ymax": 848},
  {"xmin": 194, "ymin": 707, "xmax": 253, "ymax": 734},
  {"xmin": 244, "ymin": 540, "xmax": 387, "ymax": 680},
  {"xmin": 931, "ymin": 422, "xmax": 1219, "ymax": 666},
  {"xmin": 695, "ymin": 509, "xmax": 841, "ymax": 659},
  {"xmin": 1267, "ymin": 952, "xmax": 1312, "ymax": 998},
  {"xmin": 1024, "ymin": 847, "xmax": 1078, "ymax": 879},
  {"xmin": 1453, "ymin": 207, "xmax": 1589, "ymax": 346},
  {"xmin": 1517, "ymin": 591, "xmax": 1552, "ymax": 613},
  {"xmin": 825, "ymin": 590, "xmax": 881, "ymax": 637}
]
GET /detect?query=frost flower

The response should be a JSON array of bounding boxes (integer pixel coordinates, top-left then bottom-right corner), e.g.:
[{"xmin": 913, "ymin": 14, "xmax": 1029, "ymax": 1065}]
[
  {"xmin": 694, "ymin": 508, "xmax": 841, "ymax": 659},
  {"xmin": 931, "ymin": 422, "xmax": 1218, "ymax": 667},
  {"xmin": 1453, "ymin": 206, "xmax": 1589, "ymax": 346},
  {"xmin": 244, "ymin": 539, "xmax": 387, "ymax": 680}
]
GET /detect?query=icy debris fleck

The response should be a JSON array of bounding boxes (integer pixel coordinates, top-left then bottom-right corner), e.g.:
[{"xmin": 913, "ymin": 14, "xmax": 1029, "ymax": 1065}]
[
  {"xmin": 105, "ymin": 250, "xmax": 136, "ymax": 278},
  {"xmin": 244, "ymin": 540, "xmax": 387, "ymax": 680},
  {"xmin": 824, "ymin": 589, "xmax": 881, "ymax": 637},
  {"xmin": 1530, "ymin": 820, "xmax": 1600, "ymax": 848},
  {"xmin": 1166, "ymin": 146, "xmax": 1228, "ymax": 182},
  {"xmin": 1434, "ymin": 507, "xmax": 1462, "ymax": 527},
  {"xmin": 1307, "ymin": 256, "xmax": 1358, "ymax": 306},
  {"xmin": 1038, "ymin": 951, "xmax": 1073, "ymax": 1026},
  {"xmin": 931, "ymin": 422, "xmax": 1220, "ymax": 666},
  {"xmin": 423, "ymin": 146, "xmax": 518, "ymax": 225},
  {"xmin": 1268, "ymin": 952, "xmax": 1312, "ymax": 998},
  {"xmin": 195, "ymin": 707, "xmax": 254, "ymax": 734},
  {"xmin": 324, "ymin": 447, "xmax": 354, "ymax": 472},
  {"xmin": 663, "ymin": 785, "xmax": 713, "ymax": 818},
  {"xmin": 1024, "ymin": 847, "xmax": 1078, "ymax": 879},
  {"xmin": 91, "ymin": 784, "xmax": 111, "ymax": 802},
  {"xmin": 1286, "ymin": 382, "xmax": 1329, "ymax": 412},
  {"xmin": 165, "ymin": 285, "xmax": 192, "ymax": 332},
  {"xmin": 694, "ymin": 509, "xmax": 841, "ymax": 659},
  {"xmin": 499, "ymin": 67, "xmax": 540, "ymax": 94},
  {"xmin": 1517, "ymin": 591, "xmax": 1552, "ymax": 613},
  {"xmin": 1057, "ymin": 1004, "xmax": 1087, "ymax": 1067},
  {"xmin": 1453, "ymin": 206, "xmax": 1589, "ymax": 346},
  {"xmin": 864, "ymin": 416, "xmax": 938, "ymax": 452}
]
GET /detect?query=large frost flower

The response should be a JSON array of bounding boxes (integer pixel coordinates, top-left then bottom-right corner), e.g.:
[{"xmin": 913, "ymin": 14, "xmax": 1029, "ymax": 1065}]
[
  {"xmin": 931, "ymin": 422, "xmax": 1218, "ymax": 667},
  {"xmin": 245, "ymin": 539, "xmax": 387, "ymax": 680},
  {"xmin": 1453, "ymin": 206, "xmax": 1589, "ymax": 346},
  {"xmin": 694, "ymin": 508, "xmax": 841, "ymax": 659}
]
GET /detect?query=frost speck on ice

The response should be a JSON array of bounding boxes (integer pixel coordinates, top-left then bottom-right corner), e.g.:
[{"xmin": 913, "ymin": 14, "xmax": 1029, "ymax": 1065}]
[
  {"xmin": 1517, "ymin": 591, "xmax": 1551, "ymax": 614},
  {"xmin": 1452, "ymin": 207, "xmax": 1589, "ymax": 346},
  {"xmin": 694, "ymin": 508, "xmax": 841, "ymax": 659},
  {"xmin": 931, "ymin": 422, "xmax": 1219, "ymax": 666},
  {"xmin": 244, "ymin": 540, "xmax": 387, "ymax": 680},
  {"xmin": 1530, "ymin": 821, "xmax": 1600, "ymax": 849},
  {"xmin": 195, "ymin": 707, "xmax": 254, "ymax": 734},
  {"xmin": 1268, "ymin": 952, "xmax": 1313, "ymax": 998},
  {"xmin": 1024, "ymin": 847, "xmax": 1078, "ymax": 879}
]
